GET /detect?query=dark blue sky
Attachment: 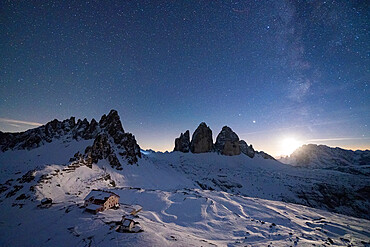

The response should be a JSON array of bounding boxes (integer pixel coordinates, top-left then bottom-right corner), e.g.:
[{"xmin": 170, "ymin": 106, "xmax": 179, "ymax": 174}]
[{"xmin": 1, "ymin": 1, "xmax": 369, "ymax": 155}]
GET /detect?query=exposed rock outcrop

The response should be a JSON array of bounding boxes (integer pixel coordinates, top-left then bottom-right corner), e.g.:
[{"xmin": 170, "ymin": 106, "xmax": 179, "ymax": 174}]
[
  {"xmin": 98, "ymin": 110, "xmax": 141, "ymax": 164},
  {"xmin": 99, "ymin": 110, "xmax": 125, "ymax": 143},
  {"xmin": 174, "ymin": 130, "xmax": 190, "ymax": 152},
  {"xmin": 82, "ymin": 110, "xmax": 141, "ymax": 167},
  {"xmin": 239, "ymin": 140, "xmax": 255, "ymax": 158},
  {"xmin": 117, "ymin": 132, "xmax": 141, "ymax": 164},
  {"xmin": 190, "ymin": 122, "xmax": 213, "ymax": 153},
  {"xmin": 215, "ymin": 126, "xmax": 240, "ymax": 156},
  {"xmin": 84, "ymin": 134, "xmax": 122, "ymax": 169}
]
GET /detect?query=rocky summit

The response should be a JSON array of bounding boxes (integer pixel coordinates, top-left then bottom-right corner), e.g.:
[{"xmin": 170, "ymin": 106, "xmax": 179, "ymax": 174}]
[
  {"xmin": 174, "ymin": 130, "xmax": 190, "ymax": 152},
  {"xmin": 215, "ymin": 126, "xmax": 240, "ymax": 156},
  {"xmin": 190, "ymin": 122, "xmax": 213, "ymax": 153}
]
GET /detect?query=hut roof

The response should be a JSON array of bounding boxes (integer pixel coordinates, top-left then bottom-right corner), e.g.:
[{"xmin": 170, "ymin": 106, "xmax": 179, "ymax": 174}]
[
  {"xmin": 84, "ymin": 190, "xmax": 119, "ymax": 201},
  {"xmin": 86, "ymin": 204, "xmax": 103, "ymax": 211}
]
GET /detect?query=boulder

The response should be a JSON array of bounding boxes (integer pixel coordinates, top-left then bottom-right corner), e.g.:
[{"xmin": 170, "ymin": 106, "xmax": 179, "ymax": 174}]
[
  {"xmin": 174, "ymin": 130, "xmax": 190, "ymax": 152},
  {"xmin": 190, "ymin": 123, "xmax": 213, "ymax": 153},
  {"xmin": 239, "ymin": 140, "xmax": 255, "ymax": 158},
  {"xmin": 41, "ymin": 198, "xmax": 52, "ymax": 205},
  {"xmin": 215, "ymin": 126, "xmax": 241, "ymax": 156}
]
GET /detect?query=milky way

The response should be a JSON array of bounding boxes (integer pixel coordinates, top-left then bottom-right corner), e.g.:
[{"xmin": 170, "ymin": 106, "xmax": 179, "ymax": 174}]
[{"xmin": 0, "ymin": 1, "xmax": 369, "ymax": 155}]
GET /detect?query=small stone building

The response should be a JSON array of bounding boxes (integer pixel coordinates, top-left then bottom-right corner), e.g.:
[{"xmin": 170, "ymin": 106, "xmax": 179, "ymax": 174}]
[
  {"xmin": 117, "ymin": 215, "xmax": 143, "ymax": 233},
  {"xmin": 122, "ymin": 217, "xmax": 135, "ymax": 232},
  {"xmin": 84, "ymin": 189, "xmax": 119, "ymax": 214}
]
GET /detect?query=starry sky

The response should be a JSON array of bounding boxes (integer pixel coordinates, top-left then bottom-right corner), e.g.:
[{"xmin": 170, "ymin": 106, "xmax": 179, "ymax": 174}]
[{"xmin": 0, "ymin": 0, "xmax": 369, "ymax": 156}]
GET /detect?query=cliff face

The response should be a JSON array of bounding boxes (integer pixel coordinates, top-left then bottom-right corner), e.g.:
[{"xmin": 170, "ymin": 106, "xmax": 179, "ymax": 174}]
[
  {"xmin": 215, "ymin": 126, "xmax": 240, "ymax": 156},
  {"xmin": 174, "ymin": 130, "xmax": 190, "ymax": 153},
  {"xmin": 190, "ymin": 122, "xmax": 213, "ymax": 153}
]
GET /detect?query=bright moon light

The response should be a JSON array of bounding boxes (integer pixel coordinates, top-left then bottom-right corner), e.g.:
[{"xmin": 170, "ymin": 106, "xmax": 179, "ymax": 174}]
[{"xmin": 281, "ymin": 138, "xmax": 301, "ymax": 156}]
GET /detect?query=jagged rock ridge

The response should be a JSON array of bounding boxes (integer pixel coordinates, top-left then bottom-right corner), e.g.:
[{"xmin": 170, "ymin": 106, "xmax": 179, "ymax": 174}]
[
  {"xmin": 0, "ymin": 116, "xmax": 98, "ymax": 151},
  {"xmin": 0, "ymin": 110, "xmax": 141, "ymax": 167},
  {"xmin": 174, "ymin": 130, "xmax": 190, "ymax": 153},
  {"xmin": 239, "ymin": 140, "xmax": 255, "ymax": 158}
]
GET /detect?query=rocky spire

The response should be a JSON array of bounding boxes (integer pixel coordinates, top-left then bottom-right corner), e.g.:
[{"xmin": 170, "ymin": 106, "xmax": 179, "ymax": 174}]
[
  {"xmin": 215, "ymin": 126, "xmax": 241, "ymax": 156},
  {"xmin": 174, "ymin": 130, "xmax": 190, "ymax": 152},
  {"xmin": 99, "ymin": 109, "xmax": 125, "ymax": 142},
  {"xmin": 190, "ymin": 122, "xmax": 213, "ymax": 153},
  {"xmin": 83, "ymin": 109, "xmax": 141, "ymax": 167},
  {"xmin": 239, "ymin": 140, "xmax": 255, "ymax": 158}
]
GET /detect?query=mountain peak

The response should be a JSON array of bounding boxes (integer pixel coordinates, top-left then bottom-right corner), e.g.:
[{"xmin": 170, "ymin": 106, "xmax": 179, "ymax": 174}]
[
  {"xmin": 0, "ymin": 110, "xmax": 141, "ymax": 166},
  {"xmin": 190, "ymin": 122, "xmax": 213, "ymax": 153},
  {"xmin": 281, "ymin": 144, "xmax": 370, "ymax": 175},
  {"xmin": 174, "ymin": 130, "xmax": 190, "ymax": 153},
  {"xmin": 215, "ymin": 126, "xmax": 240, "ymax": 156}
]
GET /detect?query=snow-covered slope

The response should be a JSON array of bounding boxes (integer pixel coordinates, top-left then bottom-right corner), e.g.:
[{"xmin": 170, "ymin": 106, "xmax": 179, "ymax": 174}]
[
  {"xmin": 1, "ymin": 148, "xmax": 369, "ymax": 246},
  {"xmin": 1, "ymin": 186, "xmax": 369, "ymax": 246},
  {"xmin": 0, "ymin": 112, "xmax": 369, "ymax": 246},
  {"xmin": 280, "ymin": 144, "xmax": 370, "ymax": 175},
  {"xmin": 0, "ymin": 138, "xmax": 93, "ymax": 184}
]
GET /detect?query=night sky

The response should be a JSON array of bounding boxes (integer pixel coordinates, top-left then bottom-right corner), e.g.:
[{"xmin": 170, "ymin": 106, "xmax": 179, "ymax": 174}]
[{"xmin": 1, "ymin": 1, "xmax": 369, "ymax": 156}]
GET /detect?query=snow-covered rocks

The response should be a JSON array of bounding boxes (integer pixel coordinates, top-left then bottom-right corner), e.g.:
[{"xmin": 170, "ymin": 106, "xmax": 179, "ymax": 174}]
[
  {"xmin": 41, "ymin": 197, "xmax": 52, "ymax": 205},
  {"xmin": 84, "ymin": 134, "xmax": 121, "ymax": 169},
  {"xmin": 97, "ymin": 110, "xmax": 141, "ymax": 165}
]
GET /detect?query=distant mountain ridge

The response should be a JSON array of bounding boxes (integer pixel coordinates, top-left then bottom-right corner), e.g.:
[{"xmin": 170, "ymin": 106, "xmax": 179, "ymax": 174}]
[
  {"xmin": 280, "ymin": 144, "xmax": 370, "ymax": 175},
  {"xmin": 0, "ymin": 110, "xmax": 141, "ymax": 167}
]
